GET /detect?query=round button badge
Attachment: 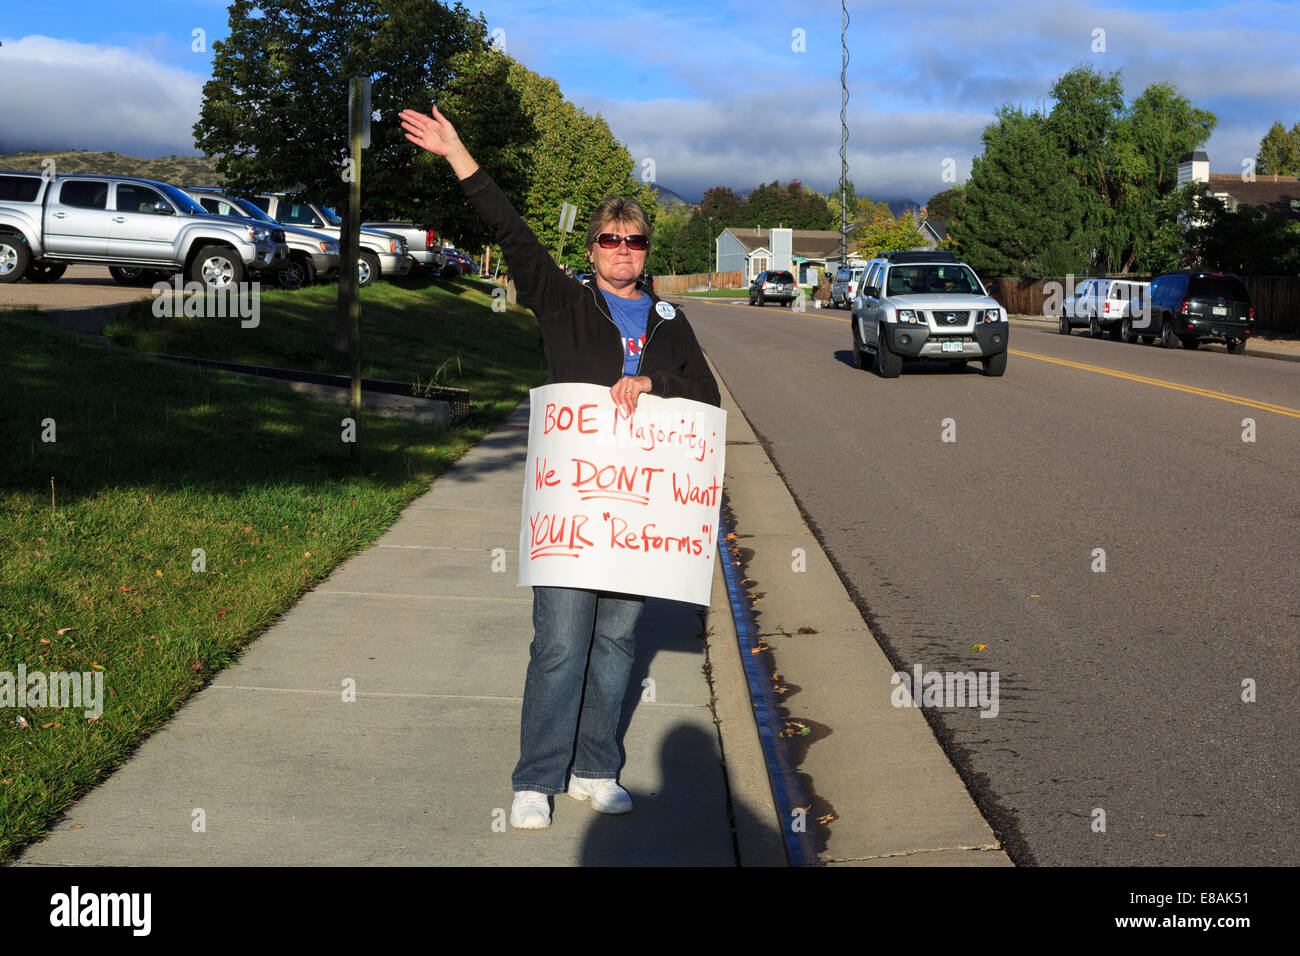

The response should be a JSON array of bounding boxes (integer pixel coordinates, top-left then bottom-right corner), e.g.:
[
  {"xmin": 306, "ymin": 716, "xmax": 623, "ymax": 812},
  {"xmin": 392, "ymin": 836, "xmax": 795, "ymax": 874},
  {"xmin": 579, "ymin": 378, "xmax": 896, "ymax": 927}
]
[{"xmin": 655, "ymin": 301, "xmax": 677, "ymax": 320}]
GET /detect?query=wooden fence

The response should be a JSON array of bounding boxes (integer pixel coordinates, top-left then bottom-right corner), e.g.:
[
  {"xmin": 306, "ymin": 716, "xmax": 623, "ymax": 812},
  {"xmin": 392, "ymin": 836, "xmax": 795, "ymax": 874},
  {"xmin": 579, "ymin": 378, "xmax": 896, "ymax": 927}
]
[
  {"xmin": 651, "ymin": 270, "xmax": 744, "ymax": 295},
  {"xmin": 989, "ymin": 275, "xmax": 1300, "ymax": 335}
]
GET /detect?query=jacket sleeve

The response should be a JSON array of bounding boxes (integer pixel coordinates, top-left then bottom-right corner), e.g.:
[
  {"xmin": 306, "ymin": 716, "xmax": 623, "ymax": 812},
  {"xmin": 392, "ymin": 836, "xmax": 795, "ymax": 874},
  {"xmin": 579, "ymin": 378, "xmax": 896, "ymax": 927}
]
[
  {"xmin": 647, "ymin": 314, "xmax": 722, "ymax": 408},
  {"xmin": 459, "ymin": 167, "xmax": 579, "ymax": 316}
]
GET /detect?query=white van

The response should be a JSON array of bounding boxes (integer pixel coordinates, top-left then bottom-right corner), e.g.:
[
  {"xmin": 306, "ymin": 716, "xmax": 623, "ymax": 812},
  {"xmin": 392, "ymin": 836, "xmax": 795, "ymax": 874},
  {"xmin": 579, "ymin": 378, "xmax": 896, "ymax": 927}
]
[{"xmin": 830, "ymin": 264, "xmax": 868, "ymax": 309}]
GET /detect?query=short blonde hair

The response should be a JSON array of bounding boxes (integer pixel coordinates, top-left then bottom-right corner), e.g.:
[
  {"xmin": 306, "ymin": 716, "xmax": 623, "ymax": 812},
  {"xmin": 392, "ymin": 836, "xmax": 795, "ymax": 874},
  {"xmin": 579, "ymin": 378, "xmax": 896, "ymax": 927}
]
[{"xmin": 586, "ymin": 196, "xmax": 653, "ymax": 251}]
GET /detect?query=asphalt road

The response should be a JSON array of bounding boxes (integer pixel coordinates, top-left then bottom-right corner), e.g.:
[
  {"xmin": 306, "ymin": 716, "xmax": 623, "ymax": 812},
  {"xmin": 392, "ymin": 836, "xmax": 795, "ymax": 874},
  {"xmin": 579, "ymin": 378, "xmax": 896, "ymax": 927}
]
[{"xmin": 681, "ymin": 296, "xmax": 1300, "ymax": 866}]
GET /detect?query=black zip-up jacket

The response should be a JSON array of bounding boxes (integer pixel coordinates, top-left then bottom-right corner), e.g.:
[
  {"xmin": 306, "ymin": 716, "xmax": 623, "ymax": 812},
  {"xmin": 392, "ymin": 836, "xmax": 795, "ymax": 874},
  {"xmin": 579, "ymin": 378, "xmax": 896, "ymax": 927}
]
[{"xmin": 460, "ymin": 168, "xmax": 721, "ymax": 407}]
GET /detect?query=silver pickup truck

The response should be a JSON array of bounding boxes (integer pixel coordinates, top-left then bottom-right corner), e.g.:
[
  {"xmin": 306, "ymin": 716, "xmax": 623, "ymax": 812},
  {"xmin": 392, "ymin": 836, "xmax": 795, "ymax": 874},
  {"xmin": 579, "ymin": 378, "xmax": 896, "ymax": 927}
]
[
  {"xmin": 252, "ymin": 194, "xmax": 413, "ymax": 287},
  {"xmin": 0, "ymin": 170, "xmax": 287, "ymax": 287}
]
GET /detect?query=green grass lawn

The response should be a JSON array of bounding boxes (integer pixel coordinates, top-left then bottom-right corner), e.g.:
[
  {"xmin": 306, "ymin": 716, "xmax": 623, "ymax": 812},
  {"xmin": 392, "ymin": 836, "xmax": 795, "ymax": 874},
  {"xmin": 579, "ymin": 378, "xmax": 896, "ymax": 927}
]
[
  {"xmin": 673, "ymin": 288, "xmax": 749, "ymax": 298},
  {"xmin": 0, "ymin": 277, "xmax": 546, "ymax": 861}
]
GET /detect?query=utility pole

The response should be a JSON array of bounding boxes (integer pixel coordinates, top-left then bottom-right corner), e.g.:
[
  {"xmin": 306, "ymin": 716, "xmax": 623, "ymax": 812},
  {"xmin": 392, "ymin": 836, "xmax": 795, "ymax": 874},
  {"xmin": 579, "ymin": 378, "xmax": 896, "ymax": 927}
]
[
  {"xmin": 707, "ymin": 215, "xmax": 714, "ymax": 292},
  {"xmin": 337, "ymin": 75, "xmax": 369, "ymax": 467},
  {"xmin": 839, "ymin": 1, "xmax": 850, "ymax": 270}
]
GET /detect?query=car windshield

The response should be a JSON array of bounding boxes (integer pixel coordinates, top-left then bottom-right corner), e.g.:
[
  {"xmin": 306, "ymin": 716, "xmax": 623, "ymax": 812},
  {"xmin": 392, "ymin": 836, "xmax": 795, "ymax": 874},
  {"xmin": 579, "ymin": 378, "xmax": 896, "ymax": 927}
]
[
  {"xmin": 1190, "ymin": 276, "xmax": 1249, "ymax": 301},
  {"xmin": 155, "ymin": 183, "xmax": 208, "ymax": 216},
  {"xmin": 228, "ymin": 197, "xmax": 281, "ymax": 224},
  {"xmin": 320, "ymin": 206, "xmax": 344, "ymax": 227},
  {"xmin": 886, "ymin": 264, "xmax": 981, "ymax": 295}
]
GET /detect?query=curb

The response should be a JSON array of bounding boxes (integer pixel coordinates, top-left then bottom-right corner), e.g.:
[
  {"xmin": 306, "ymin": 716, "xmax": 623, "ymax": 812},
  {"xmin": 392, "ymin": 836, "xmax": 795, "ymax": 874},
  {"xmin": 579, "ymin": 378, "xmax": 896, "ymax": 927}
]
[{"xmin": 1009, "ymin": 316, "xmax": 1300, "ymax": 364}]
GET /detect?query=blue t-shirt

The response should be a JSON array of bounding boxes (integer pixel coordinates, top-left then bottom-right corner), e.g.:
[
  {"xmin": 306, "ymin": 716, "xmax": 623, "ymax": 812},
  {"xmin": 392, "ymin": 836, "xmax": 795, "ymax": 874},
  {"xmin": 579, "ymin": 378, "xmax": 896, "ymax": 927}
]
[{"xmin": 600, "ymin": 289, "xmax": 651, "ymax": 376}]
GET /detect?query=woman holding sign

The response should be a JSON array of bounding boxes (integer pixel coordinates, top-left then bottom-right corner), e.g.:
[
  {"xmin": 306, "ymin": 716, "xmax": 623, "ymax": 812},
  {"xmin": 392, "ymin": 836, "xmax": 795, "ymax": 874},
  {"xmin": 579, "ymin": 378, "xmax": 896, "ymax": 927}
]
[{"xmin": 401, "ymin": 105, "xmax": 720, "ymax": 830}]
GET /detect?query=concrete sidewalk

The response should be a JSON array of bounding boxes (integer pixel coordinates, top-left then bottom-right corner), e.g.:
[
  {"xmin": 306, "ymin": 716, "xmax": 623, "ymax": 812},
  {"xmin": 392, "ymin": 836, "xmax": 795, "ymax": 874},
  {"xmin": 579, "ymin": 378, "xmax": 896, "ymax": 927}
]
[{"xmin": 15, "ymin": 401, "xmax": 783, "ymax": 867}]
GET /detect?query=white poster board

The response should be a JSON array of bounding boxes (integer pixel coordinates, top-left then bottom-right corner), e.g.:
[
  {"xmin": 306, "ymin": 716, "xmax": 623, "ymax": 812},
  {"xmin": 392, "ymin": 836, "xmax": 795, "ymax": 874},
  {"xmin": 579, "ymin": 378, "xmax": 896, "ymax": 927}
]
[{"xmin": 518, "ymin": 383, "xmax": 727, "ymax": 606}]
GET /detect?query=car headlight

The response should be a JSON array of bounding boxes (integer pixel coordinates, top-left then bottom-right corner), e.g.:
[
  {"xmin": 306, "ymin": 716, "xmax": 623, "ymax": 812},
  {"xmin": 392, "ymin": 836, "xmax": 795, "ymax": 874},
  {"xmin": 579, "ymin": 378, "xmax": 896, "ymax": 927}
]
[
  {"xmin": 897, "ymin": 309, "xmax": 917, "ymax": 324},
  {"xmin": 984, "ymin": 308, "xmax": 1002, "ymax": 322},
  {"xmin": 249, "ymin": 227, "xmax": 271, "ymax": 241},
  {"xmin": 322, "ymin": 241, "xmax": 339, "ymax": 254}
]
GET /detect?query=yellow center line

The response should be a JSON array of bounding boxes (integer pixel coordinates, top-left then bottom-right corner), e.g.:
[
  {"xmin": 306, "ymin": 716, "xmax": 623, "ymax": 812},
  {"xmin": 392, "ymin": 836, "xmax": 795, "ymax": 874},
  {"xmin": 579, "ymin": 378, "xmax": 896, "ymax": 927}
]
[
  {"xmin": 708, "ymin": 300, "xmax": 1300, "ymax": 418},
  {"xmin": 1009, "ymin": 349, "xmax": 1300, "ymax": 418}
]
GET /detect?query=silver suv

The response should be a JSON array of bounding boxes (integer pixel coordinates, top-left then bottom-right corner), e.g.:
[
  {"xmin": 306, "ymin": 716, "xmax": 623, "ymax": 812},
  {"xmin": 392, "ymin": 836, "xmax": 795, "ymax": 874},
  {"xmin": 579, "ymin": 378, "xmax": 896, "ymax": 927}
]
[
  {"xmin": 850, "ymin": 251, "xmax": 1008, "ymax": 377},
  {"xmin": 252, "ymin": 194, "xmax": 412, "ymax": 287},
  {"xmin": 0, "ymin": 170, "xmax": 287, "ymax": 288}
]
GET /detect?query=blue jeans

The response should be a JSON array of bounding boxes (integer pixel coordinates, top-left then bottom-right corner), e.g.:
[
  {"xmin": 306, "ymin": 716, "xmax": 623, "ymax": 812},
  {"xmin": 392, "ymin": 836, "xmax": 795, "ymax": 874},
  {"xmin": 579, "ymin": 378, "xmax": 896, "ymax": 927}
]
[{"xmin": 512, "ymin": 586, "xmax": 646, "ymax": 794}]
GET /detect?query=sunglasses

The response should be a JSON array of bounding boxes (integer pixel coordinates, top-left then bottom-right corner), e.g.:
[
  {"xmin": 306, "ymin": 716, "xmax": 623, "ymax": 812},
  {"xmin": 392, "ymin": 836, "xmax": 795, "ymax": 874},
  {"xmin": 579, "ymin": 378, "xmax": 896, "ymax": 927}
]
[{"xmin": 594, "ymin": 233, "xmax": 648, "ymax": 251}]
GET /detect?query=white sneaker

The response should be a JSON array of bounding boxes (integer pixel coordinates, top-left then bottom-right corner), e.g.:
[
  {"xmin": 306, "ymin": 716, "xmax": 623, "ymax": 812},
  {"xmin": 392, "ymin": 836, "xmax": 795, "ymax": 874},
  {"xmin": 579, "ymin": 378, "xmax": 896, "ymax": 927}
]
[
  {"xmin": 509, "ymin": 791, "xmax": 552, "ymax": 829},
  {"xmin": 568, "ymin": 775, "xmax": 633, "ymax": 814}
]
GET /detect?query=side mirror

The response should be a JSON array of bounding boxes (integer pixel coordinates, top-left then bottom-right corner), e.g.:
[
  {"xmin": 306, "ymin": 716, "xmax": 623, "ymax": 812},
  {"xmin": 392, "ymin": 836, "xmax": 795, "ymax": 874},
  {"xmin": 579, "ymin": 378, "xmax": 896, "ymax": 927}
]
[
  {"xmin": 986, "ymin": 283, "xmax": 999, "ymax": 295},
  {"xmin": 153, "ymin": 202, "xmax": 175, "ymax": 215},
  {"xmin": 864, "ymin": 286, "xmax": 879, "ymax": 298}
]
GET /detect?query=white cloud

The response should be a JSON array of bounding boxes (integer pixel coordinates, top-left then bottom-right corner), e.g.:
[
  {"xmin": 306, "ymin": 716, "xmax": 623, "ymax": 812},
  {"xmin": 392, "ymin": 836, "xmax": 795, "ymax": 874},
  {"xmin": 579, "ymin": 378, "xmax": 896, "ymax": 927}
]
[{"xmin": 0, "ymin": 35, "xmax": 205, "ymax": 156}]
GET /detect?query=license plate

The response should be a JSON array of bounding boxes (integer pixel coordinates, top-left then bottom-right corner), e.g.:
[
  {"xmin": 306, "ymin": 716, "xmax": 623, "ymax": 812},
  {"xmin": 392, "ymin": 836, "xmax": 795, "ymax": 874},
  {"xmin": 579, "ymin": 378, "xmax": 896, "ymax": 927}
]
[
  {"xmin": 1213, "ymin": 306, "xmax": 1227, "ymax": 315},
  {"xmin": 941, "ymin": 341, "xmax": 963, "ymax": 353}
]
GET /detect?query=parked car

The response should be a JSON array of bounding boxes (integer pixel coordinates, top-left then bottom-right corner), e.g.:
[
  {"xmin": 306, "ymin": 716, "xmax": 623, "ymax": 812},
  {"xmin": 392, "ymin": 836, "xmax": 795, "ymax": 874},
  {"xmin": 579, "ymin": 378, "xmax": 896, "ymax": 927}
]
[
  {"xmin": 850, "ymin": 250, "xmax": 1007, "ymax": 377},
  {"xmin": 440, "ymin": 247, "xmax": 482, "ymax": 277},
  {"xmin": 185, "ymin": 188, "xmax": 340, "ymax": 290},
  {"xmin": 363, "ymin": 221, "xmax": 443, "ymax": 273},
  {"xmin": 1059, "ymin": 277, "xmax": 1150, "ymax": 340},
  {"xmin": 0, "ymin": 170, "xmax": 287, "ymax": 288},
  {"xmin": 251, "ymin": 194, "xmax": 412, "ymax": 287},
  {"xmin": 749, "ymin": 269, "xmax": 797, "ymax": 307},
  {"xmin": 1140, "ymin": 271, "xmax": 1253, "ymax": 352},
  {"xmin": 830, "ymin": 264, "xmax": 868, "ymax": 309}
]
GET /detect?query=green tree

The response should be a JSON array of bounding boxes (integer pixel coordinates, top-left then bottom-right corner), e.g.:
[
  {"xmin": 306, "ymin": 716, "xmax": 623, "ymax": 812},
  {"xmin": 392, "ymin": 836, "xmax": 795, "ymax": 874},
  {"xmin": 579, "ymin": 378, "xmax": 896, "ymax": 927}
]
[
  {"xmin": 494, "ymin": 57, "xmax": 660, "ymax": 273},
  {"xmin": 1186, "ymin": 191, "xmax": 1300, "ymax": 274},
  {"xmin": 1256, "ymin": 121, "xmax": 1300, "ymax": 177},
  {"xmin": 698, "ymin": 186, "xmax": 746, "ymax": 227},
  {"xmin": 922, "ymin": 186, "xmax": 963, "ymax": 223},
  {"xmin": 645, "ymin": 207, "xmax": 687, "ymax": 275},
  {"xmin": 948, "ymin": 106, "xmax": 1090, "ymax": 278},
  {"xmin": 850, "ymin": 201, "xmax": 927, "ymax": 259},
  {"xmin": 743, "ymin": 180, "xmax": 834, "ymax": 230},
  {"xmin": 195, "ymin": 0, "xmax": 485, "ymax": 211}
]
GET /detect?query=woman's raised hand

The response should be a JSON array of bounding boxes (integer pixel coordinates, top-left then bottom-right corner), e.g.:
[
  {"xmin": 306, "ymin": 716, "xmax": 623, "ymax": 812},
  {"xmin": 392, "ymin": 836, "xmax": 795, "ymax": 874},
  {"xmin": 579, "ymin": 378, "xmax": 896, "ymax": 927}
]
[
  {"xmin": 400, "ymin": 106, "xmax": 480, "ymax": 179},
  {"xmin": 400, "ymin": 106, "xmax": 460, "ymax": 156}
]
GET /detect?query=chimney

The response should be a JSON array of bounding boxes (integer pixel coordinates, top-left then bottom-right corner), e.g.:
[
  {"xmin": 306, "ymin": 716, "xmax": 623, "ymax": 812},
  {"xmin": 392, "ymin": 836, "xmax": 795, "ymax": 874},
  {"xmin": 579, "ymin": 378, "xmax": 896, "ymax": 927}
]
[{"xmin": 1177, "ymin": 151, "xmax": 1210, "ymax": 185}]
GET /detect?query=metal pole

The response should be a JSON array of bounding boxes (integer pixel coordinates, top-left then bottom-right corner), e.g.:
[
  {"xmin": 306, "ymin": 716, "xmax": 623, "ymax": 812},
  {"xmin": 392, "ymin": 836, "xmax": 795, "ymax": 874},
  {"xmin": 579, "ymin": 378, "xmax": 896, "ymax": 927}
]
[
  {"xmin": 340, "ymin": 77, "xmax": 366, "ymax": 466},
  {"xmin": 840, "ymin": 1, "xmax": 850, "ymax": 267}
]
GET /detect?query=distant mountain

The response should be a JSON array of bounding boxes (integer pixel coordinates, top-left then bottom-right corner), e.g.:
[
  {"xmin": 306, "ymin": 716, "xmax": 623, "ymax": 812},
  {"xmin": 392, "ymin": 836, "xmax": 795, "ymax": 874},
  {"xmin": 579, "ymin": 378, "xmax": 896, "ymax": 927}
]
[
  {"xmin": 885, "ymin": 199, "xmax": 923, "ymax": 218},
  {"xmin": 646, "ymin": 182, "xmax": 692, "ymax": 208},
  {"xmin": 0, "ymin": 149, "xmax": 222, "ymax": 185}
]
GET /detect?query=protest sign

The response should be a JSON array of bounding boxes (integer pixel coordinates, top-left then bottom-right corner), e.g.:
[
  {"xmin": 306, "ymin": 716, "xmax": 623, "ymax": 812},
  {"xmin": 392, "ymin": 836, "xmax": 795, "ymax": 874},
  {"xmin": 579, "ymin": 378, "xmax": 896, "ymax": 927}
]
[{"xmin": 518, "ymin": 383, "xmax": 727, "ymax": 605}]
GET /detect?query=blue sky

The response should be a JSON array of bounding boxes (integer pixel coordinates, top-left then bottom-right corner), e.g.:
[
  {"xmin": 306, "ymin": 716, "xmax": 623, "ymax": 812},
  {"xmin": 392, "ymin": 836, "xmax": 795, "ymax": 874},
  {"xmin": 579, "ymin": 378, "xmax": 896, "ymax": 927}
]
[{"xmin": 2, "ymin": 0, "xmax": 1297, "ymax": 205}]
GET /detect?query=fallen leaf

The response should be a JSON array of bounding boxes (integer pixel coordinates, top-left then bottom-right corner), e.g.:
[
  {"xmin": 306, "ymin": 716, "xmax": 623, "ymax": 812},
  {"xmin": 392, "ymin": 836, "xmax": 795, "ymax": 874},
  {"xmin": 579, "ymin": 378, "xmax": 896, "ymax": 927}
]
[
  {"xmin": 971, "ymin": 644, "xmax": 987, "ymax": 652},
  {"xmin": 242, "ymin": 525, "xmax": 252, "ymax": 532},
  {"xmin": 118, "ymin": 586, "xmax": 134, "ymax": 592},
  {"xmin": 71, "ymin": 824, "xmax": 84, "ymax": 829},
  {"xmin": 190, "ymin": 661, "xmax": 203, "ymax": 671},
  {"xmin": 155, "ymin": 570, "xmax": 163, "ymax": 577},
  {"xmin": 39, "ymin": 637, "xmax": 51, "ymax": 645},
  {"xmin": 217, "ymin": 609, "xmax": 230, "ymax": 617},
  {"xmin": 303, "ymin": 551, "xmax": 311, "ymax": 558},
  {"xmin": 56, "ymin": 627, "xmax": 74, "ymax": 636},
  {"xmin": 90, "ymin": 662, "xmax": 105, "ymax": 671}
]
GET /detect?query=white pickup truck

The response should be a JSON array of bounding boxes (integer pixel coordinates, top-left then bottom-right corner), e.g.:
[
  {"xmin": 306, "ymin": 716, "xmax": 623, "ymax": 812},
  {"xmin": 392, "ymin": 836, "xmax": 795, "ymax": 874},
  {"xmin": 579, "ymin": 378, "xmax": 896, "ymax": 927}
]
[
  {"xmin": 252, "ymin": 194, "xmax": 413, "ymax": 287},
  {"xmin": 0, "ymin": 170, "xmax": 287, "ymax": 287}
]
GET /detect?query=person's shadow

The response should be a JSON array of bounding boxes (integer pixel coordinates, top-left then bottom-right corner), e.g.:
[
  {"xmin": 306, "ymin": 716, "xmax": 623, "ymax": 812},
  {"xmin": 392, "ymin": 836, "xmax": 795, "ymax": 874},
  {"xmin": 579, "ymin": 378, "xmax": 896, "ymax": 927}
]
[{"xmin": 571, "ymin": 598, "xmax": 785, "ymax": 866}]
